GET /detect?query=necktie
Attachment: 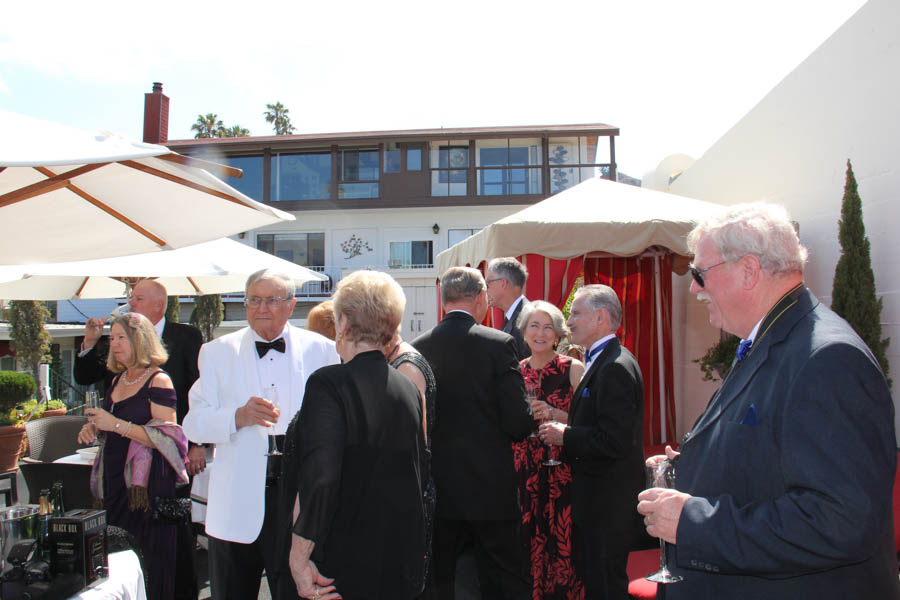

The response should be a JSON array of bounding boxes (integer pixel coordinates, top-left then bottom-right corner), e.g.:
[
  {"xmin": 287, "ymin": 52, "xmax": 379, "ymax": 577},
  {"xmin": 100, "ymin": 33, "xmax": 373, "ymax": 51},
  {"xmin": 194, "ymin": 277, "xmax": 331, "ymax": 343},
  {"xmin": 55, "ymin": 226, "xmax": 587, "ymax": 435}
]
[
  {"xmin": 256, "ymin": 338, "xmax": 286, "ymax": 358},
  {"xmin": 736, "ymin": 339, "xmax": 752, "ymax": 362},
  {"xmin": 585, "ymin": 338, "xmax": 612, "ymax": 366}
]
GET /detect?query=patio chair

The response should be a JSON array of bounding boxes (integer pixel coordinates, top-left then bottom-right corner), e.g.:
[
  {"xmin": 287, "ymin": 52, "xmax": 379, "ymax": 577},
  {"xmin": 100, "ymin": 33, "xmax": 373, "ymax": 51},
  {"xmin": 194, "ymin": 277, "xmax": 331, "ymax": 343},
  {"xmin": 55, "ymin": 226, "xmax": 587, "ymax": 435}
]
[
  {"xmin": 24, "ymin": 415, "xmax": 89, "ymax": 463},
  {"xmin": 19, "ymin": 461, "xmax": 95, "ymax": 509}
]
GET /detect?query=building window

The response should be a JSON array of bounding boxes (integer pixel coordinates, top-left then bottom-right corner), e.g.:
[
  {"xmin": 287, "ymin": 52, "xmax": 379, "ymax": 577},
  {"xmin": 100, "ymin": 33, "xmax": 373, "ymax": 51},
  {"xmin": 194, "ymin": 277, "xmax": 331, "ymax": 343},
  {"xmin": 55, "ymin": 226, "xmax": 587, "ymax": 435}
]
[
  {"xmin": 475, "ymin": 138, "xmax": 542, "ymax": 196},
  {"xmin": 384, "ymin": 143, "xmax": 401, "ymax": 173},
  {"xmin": 407, "ymin": 146, "xmax": 422, "ymax": 171},
  {"xmin": 448, "ymin": 228, "xmax": 478, "ymax": 247},
  {"xmin": 271, "ymin": 152, "xmax": 331, "ymax": 201},
  {"xmin": 339, "ymin": 149, "xmax": 379, "ymax": 198},
  {"xmin": 257, "ymin": 233, "xmax": 325, "ymax": 267},
  {"xmin": 548, "ymin": 136, "xmax": 607, "ymax": 194},
  {"xmin": 389, "ymin": 241, "xmax": 433, "ymax": 268},
  {"xmin": 209, "ymin": 155, "xmax": 264, "ymax": 201},
  {"xmin": 430, "ymin": 141, "xmax": 468, "ymax": 197}
]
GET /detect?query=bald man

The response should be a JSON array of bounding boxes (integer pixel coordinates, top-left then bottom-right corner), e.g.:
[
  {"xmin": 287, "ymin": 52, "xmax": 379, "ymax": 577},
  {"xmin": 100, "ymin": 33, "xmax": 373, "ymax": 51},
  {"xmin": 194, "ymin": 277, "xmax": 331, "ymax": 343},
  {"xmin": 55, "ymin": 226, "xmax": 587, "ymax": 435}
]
[{"xmin": 74, "ymin": 278, "xmax": 204, "ymax": 600}]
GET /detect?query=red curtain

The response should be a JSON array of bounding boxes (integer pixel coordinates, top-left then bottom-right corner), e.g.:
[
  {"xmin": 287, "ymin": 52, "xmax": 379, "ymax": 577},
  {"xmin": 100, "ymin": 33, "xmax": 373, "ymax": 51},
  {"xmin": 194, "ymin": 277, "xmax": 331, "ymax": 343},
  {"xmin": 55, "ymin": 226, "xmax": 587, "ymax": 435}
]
[
  {"xmin": 486, "ymin": 255, "xmax": 584, "ymax": 328},
  {"xmin": 584, "ymin": 255, "xmax": 676, "ymax": 445}
]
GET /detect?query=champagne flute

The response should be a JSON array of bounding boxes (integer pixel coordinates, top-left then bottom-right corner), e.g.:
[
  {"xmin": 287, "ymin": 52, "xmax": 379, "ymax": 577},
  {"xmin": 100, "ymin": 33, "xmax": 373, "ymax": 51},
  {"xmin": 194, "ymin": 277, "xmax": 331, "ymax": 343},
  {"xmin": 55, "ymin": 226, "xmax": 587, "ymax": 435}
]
[
  {"xmin": 264, "ymin": 385, "xmax": 282, "ymax": 456},
  {"xmin": 541, "ymin": 416, "xmax": 562, "ymax": 466},
  {"xmin": 86, "ymin": 390, "xmax": 101, "ymax": 445},
  {"xmin": 645, "ymin": 459, "xmax": 683, "ymax": 583}
]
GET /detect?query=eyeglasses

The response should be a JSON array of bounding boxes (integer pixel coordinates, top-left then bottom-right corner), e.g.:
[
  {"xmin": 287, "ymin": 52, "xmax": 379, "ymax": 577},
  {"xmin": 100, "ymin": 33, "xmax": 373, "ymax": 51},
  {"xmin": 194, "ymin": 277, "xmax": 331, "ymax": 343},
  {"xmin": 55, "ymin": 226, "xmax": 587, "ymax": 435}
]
[
  {"xmin": 243, "ymin": 296, "xmax": 291, "ymax": 308},
  {"xmin": 485, "ymin": 278, "xmax": 505, "ymax": 286},
  {"xmin": 689, "ymin": 260, "xmax": 731, "ymax": 288}
]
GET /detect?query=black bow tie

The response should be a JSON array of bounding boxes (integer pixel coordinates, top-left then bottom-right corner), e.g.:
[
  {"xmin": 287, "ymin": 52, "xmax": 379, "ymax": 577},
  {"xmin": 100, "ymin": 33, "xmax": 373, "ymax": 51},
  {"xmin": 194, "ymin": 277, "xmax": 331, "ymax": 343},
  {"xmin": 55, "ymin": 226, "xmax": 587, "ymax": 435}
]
[{"xmin": 256, "ymin": 338, "xmax": 286, "ymax": 358}]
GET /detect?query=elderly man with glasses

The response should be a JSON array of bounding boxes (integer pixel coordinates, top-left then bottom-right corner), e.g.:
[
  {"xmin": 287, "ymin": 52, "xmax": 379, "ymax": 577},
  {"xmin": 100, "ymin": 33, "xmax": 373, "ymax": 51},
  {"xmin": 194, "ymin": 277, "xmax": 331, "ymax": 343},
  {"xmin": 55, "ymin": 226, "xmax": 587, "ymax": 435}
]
[
  {"xmin": 184, "ymin": 269, "xmax": 339, "ymax": 600},
  {"xmin": 638, "ymin": 204, "xmax": 898, "ymax": 600}
]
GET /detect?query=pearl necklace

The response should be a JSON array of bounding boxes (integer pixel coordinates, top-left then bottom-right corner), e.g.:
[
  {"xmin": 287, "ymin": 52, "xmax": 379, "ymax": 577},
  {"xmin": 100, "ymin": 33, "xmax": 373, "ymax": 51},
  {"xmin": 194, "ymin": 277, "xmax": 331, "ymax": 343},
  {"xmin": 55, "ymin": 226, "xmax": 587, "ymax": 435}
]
[{"xmin": 122, "ymin": 367, "xmax": 151, "ymax": 386}]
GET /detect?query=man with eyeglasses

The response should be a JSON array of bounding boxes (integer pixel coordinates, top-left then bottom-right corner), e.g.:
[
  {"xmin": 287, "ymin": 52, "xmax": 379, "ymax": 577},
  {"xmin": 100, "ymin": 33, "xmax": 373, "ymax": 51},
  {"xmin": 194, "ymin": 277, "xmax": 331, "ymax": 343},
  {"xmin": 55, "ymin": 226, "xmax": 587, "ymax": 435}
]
[
  {"xmin": 485, "ymin": 257, "xmax": 530, "ymax": 359},
  {"xmin": 638, "ymin": 203, "xmax": 898, "ymax": 599},
  {"xmin": 184, "ymin": 269, "xmax": 339, "ymax": 600}
]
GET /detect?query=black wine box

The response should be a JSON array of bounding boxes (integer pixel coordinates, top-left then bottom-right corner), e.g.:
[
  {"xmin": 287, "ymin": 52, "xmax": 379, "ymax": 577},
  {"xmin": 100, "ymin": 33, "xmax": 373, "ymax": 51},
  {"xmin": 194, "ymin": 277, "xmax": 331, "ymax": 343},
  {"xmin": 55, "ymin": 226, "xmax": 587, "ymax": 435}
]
[{"xmin": 49, "ymin": 509, "xmax": 108, "ymax": 589}]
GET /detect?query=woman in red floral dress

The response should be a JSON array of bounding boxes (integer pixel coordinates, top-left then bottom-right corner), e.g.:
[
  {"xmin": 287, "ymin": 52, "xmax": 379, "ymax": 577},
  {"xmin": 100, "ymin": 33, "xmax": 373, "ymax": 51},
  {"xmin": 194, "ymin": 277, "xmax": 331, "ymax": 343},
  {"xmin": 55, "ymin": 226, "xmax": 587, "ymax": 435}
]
[{"xmin": 514, "ymin": 300, "xmax": 586, "ymax": 599}]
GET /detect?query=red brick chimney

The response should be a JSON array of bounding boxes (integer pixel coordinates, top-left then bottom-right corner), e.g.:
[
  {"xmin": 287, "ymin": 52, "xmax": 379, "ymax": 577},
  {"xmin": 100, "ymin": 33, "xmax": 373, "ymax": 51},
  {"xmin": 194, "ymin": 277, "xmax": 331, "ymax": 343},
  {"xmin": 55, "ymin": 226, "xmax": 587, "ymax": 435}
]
[{"xmin": 143, "ymin": 82, "xmax": 169, "ymax": 144}]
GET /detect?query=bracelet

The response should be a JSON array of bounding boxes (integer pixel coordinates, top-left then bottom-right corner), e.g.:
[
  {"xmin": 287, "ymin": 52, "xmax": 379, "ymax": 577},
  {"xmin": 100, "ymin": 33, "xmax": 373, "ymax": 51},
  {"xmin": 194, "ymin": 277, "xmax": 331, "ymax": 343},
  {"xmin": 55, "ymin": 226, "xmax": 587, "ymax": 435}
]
[{"xmin": 123, "ymin": 421, "xmax": 133, "ymax": 437}]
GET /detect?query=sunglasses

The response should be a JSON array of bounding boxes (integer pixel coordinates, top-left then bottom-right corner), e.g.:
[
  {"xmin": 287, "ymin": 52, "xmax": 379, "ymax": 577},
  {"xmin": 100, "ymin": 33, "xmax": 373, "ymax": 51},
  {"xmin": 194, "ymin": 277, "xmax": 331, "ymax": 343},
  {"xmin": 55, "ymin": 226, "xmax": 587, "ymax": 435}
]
[{"xmin": 689, "ymin": 260, "xmax": 730, "ymax": 288}]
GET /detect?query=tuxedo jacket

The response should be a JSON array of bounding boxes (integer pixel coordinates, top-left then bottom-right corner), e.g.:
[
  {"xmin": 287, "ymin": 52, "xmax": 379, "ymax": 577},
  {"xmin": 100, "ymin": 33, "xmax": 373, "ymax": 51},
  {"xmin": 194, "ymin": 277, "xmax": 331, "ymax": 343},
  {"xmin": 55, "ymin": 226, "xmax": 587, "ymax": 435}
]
[
  {"xmin": 73, "ymin": 320, "xmax": 203, "ymax": 424},
  {"xmin": 664, "ymin": 287, "xmax": 899, "ymax": 600},
  {"xmin": 413, "ymin": 311, "xmax": 533, "ymax": 521},
  {"xmin": 563, "ymin": 337, "xmax": 645, "ymax": 549},
  {"xmin": 182, "ymin": 324, "xmax": 339, "ymax": 544},
  {"xmin": 502, "ymin": 298, "xmax": 530, "ymax": 360}
]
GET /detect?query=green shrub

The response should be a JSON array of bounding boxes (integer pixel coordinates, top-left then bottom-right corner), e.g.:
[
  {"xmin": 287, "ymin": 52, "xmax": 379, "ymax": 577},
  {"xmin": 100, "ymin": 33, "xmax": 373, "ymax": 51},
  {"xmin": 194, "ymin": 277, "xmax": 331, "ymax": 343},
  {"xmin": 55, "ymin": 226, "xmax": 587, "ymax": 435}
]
[{"xmin": 0, "ymin": 370, "xmax": 36, "ymax": 412}]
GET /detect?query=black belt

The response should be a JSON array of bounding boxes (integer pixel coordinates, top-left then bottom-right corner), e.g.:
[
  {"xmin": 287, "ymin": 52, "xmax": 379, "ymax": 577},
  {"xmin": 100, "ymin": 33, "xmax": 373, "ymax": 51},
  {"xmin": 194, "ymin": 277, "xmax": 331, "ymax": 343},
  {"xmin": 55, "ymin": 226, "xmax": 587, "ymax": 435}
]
[{"xmin": 265, "ymin": 435, "xmax": 285, "ymax": 486}]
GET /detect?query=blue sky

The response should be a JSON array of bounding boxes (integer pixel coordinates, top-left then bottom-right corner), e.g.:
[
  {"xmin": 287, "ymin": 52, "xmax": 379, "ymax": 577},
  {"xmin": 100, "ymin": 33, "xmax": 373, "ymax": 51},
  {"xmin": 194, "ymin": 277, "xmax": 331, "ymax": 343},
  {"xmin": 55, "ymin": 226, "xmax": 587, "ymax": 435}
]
[{"xmin": 0, "ymin": 0, "xmax": 864, "ymax": 178}]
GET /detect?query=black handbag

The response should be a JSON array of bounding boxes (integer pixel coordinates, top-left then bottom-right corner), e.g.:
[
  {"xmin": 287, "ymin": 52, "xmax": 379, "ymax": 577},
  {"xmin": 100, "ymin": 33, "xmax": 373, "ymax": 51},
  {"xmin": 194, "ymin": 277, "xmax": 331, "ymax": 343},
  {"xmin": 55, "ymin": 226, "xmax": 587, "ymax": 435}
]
[{"xmin": 152, "ymin": 497, "xmax": 192, "ymax": 524}]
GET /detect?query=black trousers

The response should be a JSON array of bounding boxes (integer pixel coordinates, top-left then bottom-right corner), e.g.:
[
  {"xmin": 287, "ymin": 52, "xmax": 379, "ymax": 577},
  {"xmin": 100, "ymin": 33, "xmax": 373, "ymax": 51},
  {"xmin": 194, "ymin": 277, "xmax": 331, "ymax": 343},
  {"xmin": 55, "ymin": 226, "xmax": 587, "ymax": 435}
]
[
  {"xmin": 431, "ymin": 517, "xmax": 531, "ymax": 600},
  {"xmin": 572, "ymin": 522, "xmax": 629, "ymax": 600},
  {"xmin": 208, "ymin": 455, "xmax": 284, "ymax": 600},
  {"xmin": 174, "ymin": 476, "xmax": 198, "ymax": 600}
]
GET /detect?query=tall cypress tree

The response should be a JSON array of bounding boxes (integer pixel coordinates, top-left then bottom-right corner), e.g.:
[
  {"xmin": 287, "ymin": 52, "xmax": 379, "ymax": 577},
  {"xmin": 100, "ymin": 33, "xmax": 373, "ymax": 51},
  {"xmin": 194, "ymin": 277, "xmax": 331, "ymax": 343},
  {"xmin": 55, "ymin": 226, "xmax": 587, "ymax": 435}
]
[{"xmin": 831, "ymin": 159, "xmax": 891, "ymax": 386}]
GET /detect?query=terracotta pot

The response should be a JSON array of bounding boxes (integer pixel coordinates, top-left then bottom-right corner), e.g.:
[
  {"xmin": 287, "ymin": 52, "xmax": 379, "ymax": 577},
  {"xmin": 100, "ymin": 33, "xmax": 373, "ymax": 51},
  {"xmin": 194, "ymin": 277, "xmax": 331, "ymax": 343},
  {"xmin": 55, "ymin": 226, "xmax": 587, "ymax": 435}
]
[
  {"xmin": 39, "ymin": 408, "xmax": 67, "ymax": 418},
  {"xmin": 0, "ymin": 425, "xmax": 26, "ymax": 473}
]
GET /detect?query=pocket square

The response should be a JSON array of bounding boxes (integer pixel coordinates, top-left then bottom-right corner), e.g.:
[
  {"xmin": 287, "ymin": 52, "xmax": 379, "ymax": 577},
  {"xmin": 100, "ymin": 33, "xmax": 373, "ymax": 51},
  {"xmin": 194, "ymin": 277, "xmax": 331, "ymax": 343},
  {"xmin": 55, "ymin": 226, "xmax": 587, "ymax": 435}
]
[
  {"xmin": 740, "ymin": 403, "xmax": 759, "ymax": 426},
  {"xmin": 581, "ymin": 387, "xmax": 590, "ymax": 398}
]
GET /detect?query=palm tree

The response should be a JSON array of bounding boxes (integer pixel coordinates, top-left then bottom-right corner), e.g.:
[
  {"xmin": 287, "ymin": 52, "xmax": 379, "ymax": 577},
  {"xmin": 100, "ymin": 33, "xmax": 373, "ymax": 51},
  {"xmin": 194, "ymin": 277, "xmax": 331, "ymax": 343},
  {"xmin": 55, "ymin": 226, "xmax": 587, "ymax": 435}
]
[
  {"xmin": 220, "ymin": 124, "xmax": 251, "ymax": 138},
  {"xmin": 264, "ymin": 102, "xmax": 295, "ymax": 135},
  {"xmin": 191, "ymin": 113, "xmax": 224, "ymax": 139}
]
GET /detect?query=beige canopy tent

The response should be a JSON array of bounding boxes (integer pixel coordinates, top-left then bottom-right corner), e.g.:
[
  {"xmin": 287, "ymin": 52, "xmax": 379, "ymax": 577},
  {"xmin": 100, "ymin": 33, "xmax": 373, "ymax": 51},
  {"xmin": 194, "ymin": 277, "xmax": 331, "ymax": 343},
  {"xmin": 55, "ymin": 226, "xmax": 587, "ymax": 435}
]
[
  {"xmin": 436, "ymin": 176, "xmax": 725, "ymax": 271},
  {"xmin": 435, "ymin": 176, "xmax": 725, "ymax": 444}
]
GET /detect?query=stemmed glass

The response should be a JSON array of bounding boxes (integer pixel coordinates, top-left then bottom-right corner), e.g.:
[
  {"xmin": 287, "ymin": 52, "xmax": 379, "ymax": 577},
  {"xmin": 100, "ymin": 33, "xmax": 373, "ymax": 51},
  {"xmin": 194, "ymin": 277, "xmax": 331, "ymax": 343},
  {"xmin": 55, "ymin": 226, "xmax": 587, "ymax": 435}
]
[
  {"xmin": 264, "ymin": 385, "xmax": 282, "ymax": 456},
  {"xmin": 541, "ymin": 417, "xmax": 562, "ymax": 467},
  {"xmin": 645, "ymin": 459, "xmax": 683, "ymax": 583},
  {"xmin": 85, "ymin": 390, "xmax": 101, "ymax": 445}
]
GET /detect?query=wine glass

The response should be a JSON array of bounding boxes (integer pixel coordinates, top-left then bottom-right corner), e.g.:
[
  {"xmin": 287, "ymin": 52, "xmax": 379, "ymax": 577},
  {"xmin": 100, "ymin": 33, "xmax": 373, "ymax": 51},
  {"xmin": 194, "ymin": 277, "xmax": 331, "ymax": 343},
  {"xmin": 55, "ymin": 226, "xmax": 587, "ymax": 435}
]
[
  {"xmin": 541, "ymin": 417, "xmax": 562, "ymax": 466},
  {"xmin": 645, "ymin": 459, "xmax": 683, "ymax": 583},
  {"xmin": 264, "ymin": 385, "xmax": 282, "ymax": 456},
  {"xmin": 85, "ymin": 390, "xmax": 101, "ymax": 445}
]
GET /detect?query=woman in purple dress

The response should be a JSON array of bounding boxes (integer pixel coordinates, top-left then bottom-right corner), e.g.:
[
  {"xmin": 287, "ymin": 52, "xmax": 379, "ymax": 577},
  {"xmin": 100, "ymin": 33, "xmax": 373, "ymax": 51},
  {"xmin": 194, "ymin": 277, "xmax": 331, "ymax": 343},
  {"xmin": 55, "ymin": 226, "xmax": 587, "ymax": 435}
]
[{"xmin": 79, "ymin": 312, "xmax": 188, "ymax": 600}]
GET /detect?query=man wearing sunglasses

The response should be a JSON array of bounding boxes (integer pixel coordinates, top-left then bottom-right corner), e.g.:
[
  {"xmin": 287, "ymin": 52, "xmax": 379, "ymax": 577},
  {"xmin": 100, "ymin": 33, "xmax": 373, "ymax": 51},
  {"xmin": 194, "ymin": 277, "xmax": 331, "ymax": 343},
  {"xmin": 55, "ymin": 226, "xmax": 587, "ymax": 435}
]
[{"xmin": 638, "ymin": 203, "xmax": 897, "ymax": 599}]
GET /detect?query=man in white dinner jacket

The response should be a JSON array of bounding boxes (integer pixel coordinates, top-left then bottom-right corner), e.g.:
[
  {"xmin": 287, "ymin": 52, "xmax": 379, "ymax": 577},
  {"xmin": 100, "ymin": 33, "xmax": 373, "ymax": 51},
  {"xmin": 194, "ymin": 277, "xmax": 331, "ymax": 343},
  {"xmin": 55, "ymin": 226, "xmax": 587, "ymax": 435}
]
[{"xmin": 183, "ymin": 269, "xmax": 339, "ymax": 600}]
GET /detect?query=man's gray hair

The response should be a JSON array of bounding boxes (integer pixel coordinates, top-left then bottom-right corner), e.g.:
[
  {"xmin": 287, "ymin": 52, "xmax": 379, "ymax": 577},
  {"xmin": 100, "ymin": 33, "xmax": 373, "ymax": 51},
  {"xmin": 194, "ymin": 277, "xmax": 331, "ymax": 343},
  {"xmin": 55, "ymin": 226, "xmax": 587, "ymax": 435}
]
[
  {"xmin": 576, "ymin": 284, "xmax": 622, "ymax": 330},
  {"xmin": 245, "ymin": 269, "xmax": 296, "ymax": 298},
  {"xmin": 441, "ymin": 267, "xmax": 486, "ymax": 304},
  {"xmin": 487, "ymin": 257, "xmax": 528, "ymax": 289},
  {"xmin": 687, "ymin": 203, "xmax": 808, "ymax": 276}
]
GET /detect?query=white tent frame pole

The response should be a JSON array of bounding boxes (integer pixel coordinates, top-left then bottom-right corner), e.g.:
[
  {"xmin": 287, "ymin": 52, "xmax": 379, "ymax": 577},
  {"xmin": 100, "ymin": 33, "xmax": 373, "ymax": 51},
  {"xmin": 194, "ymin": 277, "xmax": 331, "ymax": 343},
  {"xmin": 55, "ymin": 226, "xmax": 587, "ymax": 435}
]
[{"xmin": 653, "ymin": 254, "xmax": 667, "ymax": 443}]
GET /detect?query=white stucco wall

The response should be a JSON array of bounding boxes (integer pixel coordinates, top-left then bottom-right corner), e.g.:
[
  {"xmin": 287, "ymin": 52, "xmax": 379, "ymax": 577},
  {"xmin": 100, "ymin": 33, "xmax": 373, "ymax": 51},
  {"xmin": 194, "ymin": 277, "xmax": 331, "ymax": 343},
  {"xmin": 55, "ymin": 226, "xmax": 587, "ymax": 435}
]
[{"xmin": 669, "ymin": 0, "xmax": 900, "ymax": 439}]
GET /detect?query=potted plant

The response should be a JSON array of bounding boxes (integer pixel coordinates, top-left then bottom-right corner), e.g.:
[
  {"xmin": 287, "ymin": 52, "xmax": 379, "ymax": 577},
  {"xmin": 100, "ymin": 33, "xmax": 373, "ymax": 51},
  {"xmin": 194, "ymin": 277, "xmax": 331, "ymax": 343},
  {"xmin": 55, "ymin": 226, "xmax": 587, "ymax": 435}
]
[
  {"xmin": 0, "ymin": 371, "xmax": 36, "ymax": 472},
  {"xmin": 694, "ymin": 333, "xmax": 740, "ymax": 382}
]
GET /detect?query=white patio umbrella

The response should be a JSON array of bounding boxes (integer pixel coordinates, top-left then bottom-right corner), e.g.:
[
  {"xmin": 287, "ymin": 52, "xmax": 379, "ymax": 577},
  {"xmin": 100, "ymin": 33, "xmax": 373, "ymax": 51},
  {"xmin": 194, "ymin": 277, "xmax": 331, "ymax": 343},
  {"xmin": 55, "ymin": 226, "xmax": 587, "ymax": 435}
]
[
  {"xmin": 0, "ymin": 238, "xmax": 327, "ymax": 299},
  {"xmin": 0, "ymin": 109, "xmax": 294, "ymax": 265}
]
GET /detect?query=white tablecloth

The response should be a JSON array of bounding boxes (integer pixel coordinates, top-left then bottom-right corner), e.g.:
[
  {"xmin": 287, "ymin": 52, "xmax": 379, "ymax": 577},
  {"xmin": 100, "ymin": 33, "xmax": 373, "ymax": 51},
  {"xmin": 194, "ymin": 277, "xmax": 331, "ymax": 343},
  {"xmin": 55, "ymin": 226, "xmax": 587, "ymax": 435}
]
[
  {"xmin": 53, "ymin": 453, "xmax": 94, "ymax": 466},
  {"xmin": 72, "ymin": 550, "xmax": 146, "ymax": 600}
]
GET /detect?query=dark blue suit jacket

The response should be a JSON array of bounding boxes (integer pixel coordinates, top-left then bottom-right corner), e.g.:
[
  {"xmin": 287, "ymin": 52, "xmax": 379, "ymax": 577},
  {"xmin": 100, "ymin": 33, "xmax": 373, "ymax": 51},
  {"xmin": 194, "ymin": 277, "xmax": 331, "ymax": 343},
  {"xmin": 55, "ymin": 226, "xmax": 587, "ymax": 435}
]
[{"xmin": 664, "ymin": 287, "xmax": 899, "ymax": 599}]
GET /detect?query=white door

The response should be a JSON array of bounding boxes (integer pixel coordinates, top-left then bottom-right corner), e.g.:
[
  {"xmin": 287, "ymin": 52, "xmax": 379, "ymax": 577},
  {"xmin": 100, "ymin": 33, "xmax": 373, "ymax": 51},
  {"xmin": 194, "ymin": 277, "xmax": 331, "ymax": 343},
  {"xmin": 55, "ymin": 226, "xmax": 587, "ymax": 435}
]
[{"xmin": 402, "ymin": 285, "xmax": 438, "ymax": 338}]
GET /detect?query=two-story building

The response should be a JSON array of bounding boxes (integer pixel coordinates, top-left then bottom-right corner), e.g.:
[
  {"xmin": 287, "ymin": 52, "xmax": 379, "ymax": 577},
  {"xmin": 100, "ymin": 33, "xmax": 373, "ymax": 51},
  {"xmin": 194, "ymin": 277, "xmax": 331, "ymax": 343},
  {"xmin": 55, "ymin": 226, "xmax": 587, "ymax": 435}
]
[{"xmin": 148, "ymin": 84, "xmax": 620, "ymax": 335}]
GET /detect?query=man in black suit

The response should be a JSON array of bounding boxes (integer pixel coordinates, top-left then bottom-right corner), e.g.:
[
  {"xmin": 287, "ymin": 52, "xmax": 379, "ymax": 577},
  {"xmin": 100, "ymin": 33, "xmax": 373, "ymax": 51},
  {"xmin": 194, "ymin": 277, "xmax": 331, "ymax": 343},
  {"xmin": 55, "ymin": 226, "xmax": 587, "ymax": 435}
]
[
  {"xmin": 413, "ymin": 266, "xmax": 534, "ymax": 600},
  {"xmin": 486, "ymin": 257, "xmax": 530, "ymax": 359},
  {"xmin": 540, "ymin": 284, "xmax": 645, "ymax": 600},
  {"xmin": 73, "ymin": 278, "xmax": 204, "ymax": 600},
  {"xmin": 637, "ymin": 203, "xmax": 898, "ymax": 599}
]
